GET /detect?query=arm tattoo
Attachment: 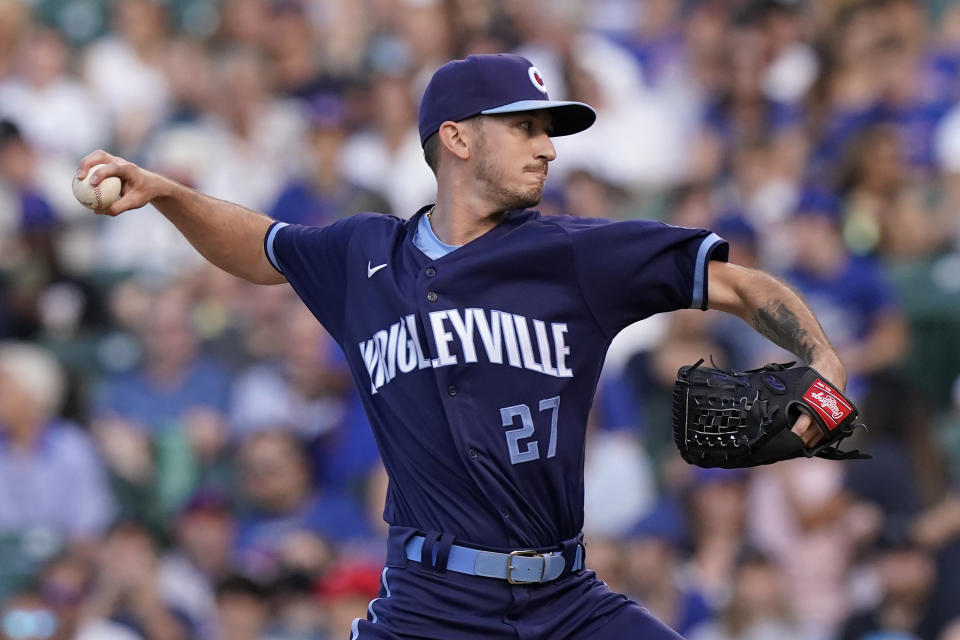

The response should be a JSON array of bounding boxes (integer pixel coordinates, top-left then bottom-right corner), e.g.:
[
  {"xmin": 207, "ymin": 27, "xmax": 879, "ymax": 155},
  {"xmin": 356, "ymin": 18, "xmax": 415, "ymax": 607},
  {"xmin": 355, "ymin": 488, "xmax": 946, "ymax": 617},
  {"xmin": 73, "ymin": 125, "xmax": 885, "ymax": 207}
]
[{"xmin": 752, "ymin": 302, "xmax": 817, "ymax": 363}]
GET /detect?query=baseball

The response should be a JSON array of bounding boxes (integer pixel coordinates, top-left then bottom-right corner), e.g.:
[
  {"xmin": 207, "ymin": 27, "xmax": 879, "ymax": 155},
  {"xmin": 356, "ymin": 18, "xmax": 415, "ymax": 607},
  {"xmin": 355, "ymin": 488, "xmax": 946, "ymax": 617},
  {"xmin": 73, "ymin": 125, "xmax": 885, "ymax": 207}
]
[{"xmin": 72, "ymin": 163, "xmax": 121, "ymax": 210}]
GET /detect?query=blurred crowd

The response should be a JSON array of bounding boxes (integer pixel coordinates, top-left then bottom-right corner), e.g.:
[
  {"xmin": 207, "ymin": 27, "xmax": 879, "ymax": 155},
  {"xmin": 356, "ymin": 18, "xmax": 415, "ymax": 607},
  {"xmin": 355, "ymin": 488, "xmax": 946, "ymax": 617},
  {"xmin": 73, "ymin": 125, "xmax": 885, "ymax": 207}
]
[{"xmin": 1, "ymin": 0, "xmax": 960, "ymax": 638}]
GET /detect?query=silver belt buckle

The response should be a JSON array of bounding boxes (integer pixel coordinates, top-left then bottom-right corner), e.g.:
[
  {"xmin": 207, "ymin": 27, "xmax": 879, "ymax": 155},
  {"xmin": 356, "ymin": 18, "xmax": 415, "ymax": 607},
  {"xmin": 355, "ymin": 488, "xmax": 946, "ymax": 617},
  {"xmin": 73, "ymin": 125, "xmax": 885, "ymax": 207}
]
[{"xmin": 507, "ymin": 549, "xmax": 546, "ymax": 584}]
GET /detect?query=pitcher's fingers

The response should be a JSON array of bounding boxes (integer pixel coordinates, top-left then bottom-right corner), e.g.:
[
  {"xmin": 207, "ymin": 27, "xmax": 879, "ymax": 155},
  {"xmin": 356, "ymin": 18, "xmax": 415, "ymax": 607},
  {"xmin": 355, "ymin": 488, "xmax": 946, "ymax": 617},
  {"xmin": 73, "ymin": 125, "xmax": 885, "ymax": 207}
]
[
  {"xmin": 101, "ymin": 192, "xmax": 146, "ymax": 217},
  {"xmin": 76, "ymin": 150, "xmax": 116, "ymax": 179},
  {"xmin": 791, "ymin": 412, "xmax": 823, "ymax": 447},
  {"xmin": 88, "ymin": 161, "xmax": 136, "ymax": 186}
]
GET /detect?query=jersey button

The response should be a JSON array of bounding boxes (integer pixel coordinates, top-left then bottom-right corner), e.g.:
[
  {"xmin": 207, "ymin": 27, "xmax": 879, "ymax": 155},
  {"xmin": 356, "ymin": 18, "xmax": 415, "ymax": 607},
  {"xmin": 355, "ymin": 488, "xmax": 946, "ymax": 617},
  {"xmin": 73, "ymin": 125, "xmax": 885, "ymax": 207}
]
[
  {"xmin": 501, "ymin": 507, "xmax": 511, "ymax": 518},
  {"xmin": 425, "ymin": 267, "xmax": 436, "ymax": 277},
  {"xmin": 468, "ymin": 448, "xmax": 478, "ymax": 459},
  {"xmin": 447, "ymin": 385, "xmax": 457, "ymax": 396},
  {"xmin": 426, "ymin": 291, "xmax": 438, "ymax": 302}
]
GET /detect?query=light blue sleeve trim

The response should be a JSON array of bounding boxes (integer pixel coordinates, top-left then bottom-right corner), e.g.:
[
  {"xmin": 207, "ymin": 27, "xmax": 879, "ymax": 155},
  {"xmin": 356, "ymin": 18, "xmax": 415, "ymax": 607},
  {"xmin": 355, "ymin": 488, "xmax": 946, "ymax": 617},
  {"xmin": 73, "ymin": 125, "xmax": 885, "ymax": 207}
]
[
  {"xmin": 264, "ymin": 222, "xmax": 289, "ymax": 274},
  {"xmin": 691, "ymin": 232, "xmax": 724, "ymax": 310}
]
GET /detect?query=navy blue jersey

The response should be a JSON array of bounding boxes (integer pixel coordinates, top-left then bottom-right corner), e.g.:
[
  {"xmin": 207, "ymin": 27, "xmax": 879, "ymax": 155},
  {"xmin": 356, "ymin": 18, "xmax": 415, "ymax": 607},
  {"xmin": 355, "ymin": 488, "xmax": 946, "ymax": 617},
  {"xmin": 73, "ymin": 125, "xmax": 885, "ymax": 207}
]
[{"xmin": 265, "ymin": 207, "xmax": 727, "ymax": 549}]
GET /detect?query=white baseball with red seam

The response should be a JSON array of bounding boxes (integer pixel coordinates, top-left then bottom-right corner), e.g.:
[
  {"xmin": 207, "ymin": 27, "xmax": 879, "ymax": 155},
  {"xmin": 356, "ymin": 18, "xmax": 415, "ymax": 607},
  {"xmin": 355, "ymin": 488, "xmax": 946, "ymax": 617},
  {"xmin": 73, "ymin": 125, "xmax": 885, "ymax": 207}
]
[{"xmin": 72, "ymin": 163, "xmax": 121, "ymax": 210}]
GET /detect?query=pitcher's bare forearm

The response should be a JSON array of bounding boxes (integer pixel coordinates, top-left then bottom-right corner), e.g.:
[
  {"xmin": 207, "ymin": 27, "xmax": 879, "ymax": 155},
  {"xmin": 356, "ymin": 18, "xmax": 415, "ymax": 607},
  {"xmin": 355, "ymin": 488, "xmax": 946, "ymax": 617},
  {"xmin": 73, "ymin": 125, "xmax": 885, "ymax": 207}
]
[
  {"xmin": 751, "ymin": 297, "xmax": 818, "ymax": 365},
  {"xmin": 152, "ymin": 177, "xmax": 285, "ymax": 284},
  {"xmin": 707, "ymin": 262, "xmax": 845, "ymax": 389},
  {"xmin": 76, "ymin": 150, "xmax": 285, "ymax": 285}
]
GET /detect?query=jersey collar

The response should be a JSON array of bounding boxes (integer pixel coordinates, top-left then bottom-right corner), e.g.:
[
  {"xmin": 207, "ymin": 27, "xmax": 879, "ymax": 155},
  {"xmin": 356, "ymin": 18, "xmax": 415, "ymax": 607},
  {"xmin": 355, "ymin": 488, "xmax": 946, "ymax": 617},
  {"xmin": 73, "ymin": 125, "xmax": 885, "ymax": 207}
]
[{"xmin": 405, "ymin": 205, "xmax": 541, "ymax": 265}]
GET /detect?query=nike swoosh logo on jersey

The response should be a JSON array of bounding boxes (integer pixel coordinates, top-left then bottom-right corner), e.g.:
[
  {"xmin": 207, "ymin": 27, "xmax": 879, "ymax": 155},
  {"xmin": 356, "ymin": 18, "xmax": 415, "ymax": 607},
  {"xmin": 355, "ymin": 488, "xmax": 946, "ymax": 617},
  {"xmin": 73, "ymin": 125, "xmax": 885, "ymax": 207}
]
[{"xmin": 367, "ymin": 261, "xmax": 388, "ymax": 278}]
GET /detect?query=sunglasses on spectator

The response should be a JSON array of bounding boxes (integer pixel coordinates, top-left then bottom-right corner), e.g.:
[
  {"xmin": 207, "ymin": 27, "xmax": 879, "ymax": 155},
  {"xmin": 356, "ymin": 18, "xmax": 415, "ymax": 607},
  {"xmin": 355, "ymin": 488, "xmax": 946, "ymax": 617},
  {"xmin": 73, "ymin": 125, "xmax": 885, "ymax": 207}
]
[{"xmin": 1, "ymin": 609, "xmax": 58, "ymax": 639}]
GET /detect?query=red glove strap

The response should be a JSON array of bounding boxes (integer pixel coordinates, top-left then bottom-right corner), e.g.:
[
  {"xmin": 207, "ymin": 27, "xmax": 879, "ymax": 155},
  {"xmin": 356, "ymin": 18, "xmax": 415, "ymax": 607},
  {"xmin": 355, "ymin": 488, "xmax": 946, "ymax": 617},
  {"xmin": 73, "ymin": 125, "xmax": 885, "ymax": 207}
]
[{"xmin": 802, "ymin": 379, "xmax": 853, "ymax": 431}]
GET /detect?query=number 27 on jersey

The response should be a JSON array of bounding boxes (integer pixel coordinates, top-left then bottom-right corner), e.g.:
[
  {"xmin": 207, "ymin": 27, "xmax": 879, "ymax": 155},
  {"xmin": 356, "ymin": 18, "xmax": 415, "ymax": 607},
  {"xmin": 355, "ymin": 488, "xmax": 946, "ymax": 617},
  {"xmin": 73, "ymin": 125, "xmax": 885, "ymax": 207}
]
[{"xmin": 500, "ymin": 396, "xmax": 560, "ymax": 465}]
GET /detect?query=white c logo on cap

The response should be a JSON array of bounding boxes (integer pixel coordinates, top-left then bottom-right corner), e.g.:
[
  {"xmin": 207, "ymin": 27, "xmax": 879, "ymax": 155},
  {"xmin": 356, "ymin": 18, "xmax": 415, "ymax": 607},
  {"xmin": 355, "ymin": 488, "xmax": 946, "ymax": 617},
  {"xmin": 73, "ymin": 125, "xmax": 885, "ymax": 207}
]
[{"xmin": 528, "ymin": 66, "xmax": 548, "ymax": 94}]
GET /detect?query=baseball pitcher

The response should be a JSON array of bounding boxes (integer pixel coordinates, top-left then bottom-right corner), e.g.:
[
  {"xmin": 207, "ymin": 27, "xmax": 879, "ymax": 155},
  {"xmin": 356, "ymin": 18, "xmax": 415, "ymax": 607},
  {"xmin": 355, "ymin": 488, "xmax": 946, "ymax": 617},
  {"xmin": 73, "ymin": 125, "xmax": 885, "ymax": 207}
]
[{"xmin": 78, "ymin": 54, "xmax": 851, "ymax": 639}]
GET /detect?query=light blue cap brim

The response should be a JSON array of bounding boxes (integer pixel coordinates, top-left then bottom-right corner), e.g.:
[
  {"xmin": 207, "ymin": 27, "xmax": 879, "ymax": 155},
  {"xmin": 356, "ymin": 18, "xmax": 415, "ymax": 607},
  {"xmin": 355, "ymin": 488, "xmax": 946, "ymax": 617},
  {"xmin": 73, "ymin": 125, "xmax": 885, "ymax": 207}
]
[{"xmin": 480, "ymin": 99, "xmax": 597, "ymax": 136}]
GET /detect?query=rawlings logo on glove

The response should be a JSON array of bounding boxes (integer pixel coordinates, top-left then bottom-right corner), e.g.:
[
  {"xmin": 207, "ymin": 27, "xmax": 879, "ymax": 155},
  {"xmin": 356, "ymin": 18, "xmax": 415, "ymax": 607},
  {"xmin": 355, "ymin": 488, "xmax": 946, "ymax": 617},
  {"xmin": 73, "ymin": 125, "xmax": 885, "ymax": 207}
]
[
  {"xmin": 802, "ymin": 380, "xmax": 853, "ymax": 428},
  {"xmin": 672, "ymin": 360, "xmax": 870, "ymax": 469}
]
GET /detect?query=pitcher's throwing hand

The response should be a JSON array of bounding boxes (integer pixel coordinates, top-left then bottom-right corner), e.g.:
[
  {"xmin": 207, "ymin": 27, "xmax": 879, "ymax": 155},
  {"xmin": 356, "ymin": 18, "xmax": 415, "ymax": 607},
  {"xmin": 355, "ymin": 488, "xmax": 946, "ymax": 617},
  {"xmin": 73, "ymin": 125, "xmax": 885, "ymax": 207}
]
[{"xmin": 75, "ymin": 151, "xmax": 167, "ymax": 217}]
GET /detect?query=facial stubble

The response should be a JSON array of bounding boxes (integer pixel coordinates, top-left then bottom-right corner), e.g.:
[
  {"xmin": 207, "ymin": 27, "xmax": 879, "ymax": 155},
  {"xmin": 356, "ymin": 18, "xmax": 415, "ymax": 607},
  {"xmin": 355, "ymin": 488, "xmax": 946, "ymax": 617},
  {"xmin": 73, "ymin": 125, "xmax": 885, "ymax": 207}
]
[{"xmin": 473, "ymin": 131, "xmax": 545, "ymax": 211}]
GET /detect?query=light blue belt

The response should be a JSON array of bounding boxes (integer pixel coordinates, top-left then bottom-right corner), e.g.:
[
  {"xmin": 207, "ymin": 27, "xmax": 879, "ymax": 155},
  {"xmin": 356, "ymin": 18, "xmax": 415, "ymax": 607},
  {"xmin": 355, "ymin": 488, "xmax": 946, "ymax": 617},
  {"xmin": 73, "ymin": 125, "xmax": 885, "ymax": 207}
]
[{"xmin": 404, "ymin": 535, "xmax": 584, "ymax": 584}]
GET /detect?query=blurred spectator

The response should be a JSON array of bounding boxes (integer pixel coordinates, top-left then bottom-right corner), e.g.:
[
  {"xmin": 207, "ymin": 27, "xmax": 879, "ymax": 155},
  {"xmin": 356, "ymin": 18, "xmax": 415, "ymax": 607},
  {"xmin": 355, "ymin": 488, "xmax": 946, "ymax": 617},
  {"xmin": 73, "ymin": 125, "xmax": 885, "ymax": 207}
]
[
  {"xmin": 183, "ymin": 263, "xmax": 255, "ymax": 371},
  {"xmin": 0, "ymin": 119, "xmax": 56, "ymax": 339},
  {"xmin": 228, "ymin": 303, "xmax": 380, "ymax": 497},
  {"xmin": 0, "ymin": 119, "xmax": 111, "ymax": 354},
  {"xmin": 0, "ymin": 590, "xmax": 63, "ymax": 640},
  {"xmin": 839, "ymin": 531, "xmax": 950, "ymax": 640},
  {"xmin": 92, "ymin": 285, "xmax": 231, "ymax": 524},
  {"xmin": 623, "ymin": 501, "xmax": 713, "ymax": 637},
  {"xmin": 216, "ymin": 0, "xmax": 271, "ymax": 50},
  {"xmin": 38, "ymin": 552, "xmax": 139, "ymax": 640},
  {"xmin": 161, "ymin": 37, "xmax": 216, "ymax": 128},
  {"xmin": 0, "ymin": 1, "xmax": 29, "ymax": 82},
  {"xmin": 550, "ymin": 28, "xmax": 690, "ymax": 190},
  {"xmin": 397, "ymin": 0, "xmax": 454, "ymax": 73},
  {"xmin": 748, "ymin": 457, "xmax": 880, "ymax": 637},
  {"xmin": 0, "ymin": 26, "xmax": 107, "ymax": 158},
  {"xmin": 688, "ymin": 23, "xmax": 806, "ymax": 184},
  {"xmin": 688, "ymin": 550, "xmax": 802, "ymax": 640},
  {"xmin": 755, "ymin": 0, "xmax": 819, "ymax": 105},
  {"xmin": 93, "ymin": 285, "xmax": 230, "ymax": 435},
  {"xmin": 229, "ymin": 305, "xmax": 351, "ymax": 441},
  {"xmin": 727, "ymin": 137, "xmax": 799, "ymax": 241},
  {"xmin": 231, "ymin": 284, "xmax": 302, "ymax": 364},
  {"xmin": 0, "ymin": 119, "xmax": 55, "ymax": 240},
  {"xmin": 607, "ymin": 0, "xmax": 686, "ymax": 89},
  {"xmin": 805, "ymin": 2, "xmax": 888, "ymax": 180},
  {"xmin": 158, "ymin": 493, "xmax": 236, "ymax": 640},
  {"xmin": 267, "ymin": 571, "xmax": 327, "ymax": 640},
  {"xmin": 0, "ymin": 342, "xmax": 114, "ymax": 551},
  {"xmin": 838, "ymin": 125, "xmax": 934, "ymax": 258},
  {"xmin": 559, "ymin": 168, "xmax": 616, "ymax": 218},
  {"xmin": 911, "ymin": 494, "xmax": 960, "ymax": 638},
  {"xmin": 214, "ymin": 574, "xmax": 271, "ymax": 640},
  {"xmin": 582, "ymin": 424, "xmax": 656, "ymax": 539},
  {"xmin": 315, "ymin": 562, "xmax": 381, "ymax": 639},
  {"xmin": 784, "ymin": 188, "xmax": 908, "ymax": 396},
  {"xmin": 83, "ymin": 520, "xmax": 191, "ymax": 640},
  {"xmin": 192, "ymin": 46, "xmax": 309, "ymax": 212},
  {"xmin": 873, "ymin": 32, "xmax": 953, "ymax": 176},
  {"xmin": 568, "ymin": 64, "xmax": 691, "ymax": 190},
  {"xmin": 269, "ymin": 94, "xmax": 391, "ymax": 225},
  {"xmin": 684, "ymin": 468, "xmax": 749, "ymax": 607},
  {"xmin": 234, "ymin": 431, "xmax": 373, "ymax": 579},
  {"xmin": 340, "ymin": 73, "xmax": 436, "ymax": 218},
  {"xmin": 262, "ymin": 1, "xmax": 330, "ymax": 100},
  {"xmin": 82, "ymin": 0, "xmax": 172, "ymax": 155},
  {"xmin": 847, "ymin": 376, "xmax": 948, "ymax": 521},
  {"xmin": 665, "ymin": 181, "xmax": 717, "ymax": 230}
]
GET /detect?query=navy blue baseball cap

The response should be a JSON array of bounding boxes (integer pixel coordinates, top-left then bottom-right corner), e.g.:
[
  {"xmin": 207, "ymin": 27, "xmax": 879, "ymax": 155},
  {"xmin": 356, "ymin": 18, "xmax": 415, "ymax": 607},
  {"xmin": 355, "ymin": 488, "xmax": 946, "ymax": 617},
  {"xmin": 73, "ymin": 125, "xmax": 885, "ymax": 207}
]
[{"xmin": 418, "ymin": 54, "xmax": 597, "ymax": 146}]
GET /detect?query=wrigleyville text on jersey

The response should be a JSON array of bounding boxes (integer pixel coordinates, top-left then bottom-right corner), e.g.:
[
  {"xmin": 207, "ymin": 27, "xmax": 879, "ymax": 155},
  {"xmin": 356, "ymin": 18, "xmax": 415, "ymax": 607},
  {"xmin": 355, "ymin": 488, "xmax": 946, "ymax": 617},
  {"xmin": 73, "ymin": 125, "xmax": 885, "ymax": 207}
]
[{"xmin": 359, "ymin": 309, "xmax": 574, "ymax": 393}]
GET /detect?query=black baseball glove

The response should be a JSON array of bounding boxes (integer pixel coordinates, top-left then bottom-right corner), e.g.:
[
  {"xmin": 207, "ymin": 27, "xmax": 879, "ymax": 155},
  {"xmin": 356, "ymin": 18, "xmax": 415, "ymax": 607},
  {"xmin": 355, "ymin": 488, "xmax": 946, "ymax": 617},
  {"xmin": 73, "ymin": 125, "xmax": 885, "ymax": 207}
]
[{"xmin": 672, "ymin": 359, "xmax": 869, "ymax": 468}]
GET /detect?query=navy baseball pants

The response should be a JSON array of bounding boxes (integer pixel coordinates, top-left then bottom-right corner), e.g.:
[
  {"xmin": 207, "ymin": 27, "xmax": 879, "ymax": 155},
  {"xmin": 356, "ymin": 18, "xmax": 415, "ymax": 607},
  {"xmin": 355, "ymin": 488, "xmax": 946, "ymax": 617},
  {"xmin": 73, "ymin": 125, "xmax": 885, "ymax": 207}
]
[{"xmin": 349, "ymin": 526, "xmax": 684, "ymax": 639}]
